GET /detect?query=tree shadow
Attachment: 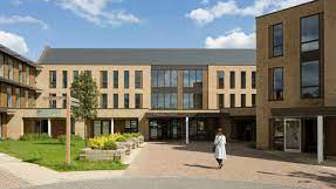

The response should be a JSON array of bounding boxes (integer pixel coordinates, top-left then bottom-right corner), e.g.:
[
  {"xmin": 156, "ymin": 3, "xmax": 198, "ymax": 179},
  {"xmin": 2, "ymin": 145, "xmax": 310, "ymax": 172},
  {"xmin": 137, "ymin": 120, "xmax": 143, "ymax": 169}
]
[
  {"xmin": 184, "ymin": 163, "xmax": 218, "ymax": 170},
  {"xmin": 257, "ymin": 170, "xmax": 336, "ymax": 188}
]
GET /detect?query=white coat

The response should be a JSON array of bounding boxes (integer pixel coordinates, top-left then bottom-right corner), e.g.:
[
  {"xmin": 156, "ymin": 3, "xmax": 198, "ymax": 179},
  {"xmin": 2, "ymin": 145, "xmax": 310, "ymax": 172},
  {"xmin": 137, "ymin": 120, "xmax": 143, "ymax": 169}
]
[{"xmin": 214, "ymin": 134, "xmax": 227, "ymax": 160}]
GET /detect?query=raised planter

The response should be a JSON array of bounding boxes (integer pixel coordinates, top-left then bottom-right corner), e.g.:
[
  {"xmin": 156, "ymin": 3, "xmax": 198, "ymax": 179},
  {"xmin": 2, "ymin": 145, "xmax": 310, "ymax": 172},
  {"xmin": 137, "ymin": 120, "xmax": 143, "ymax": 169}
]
[
  {"xmin": 116, "ymin": 141, "xmax": 132, "ymax": 155},
  {"xmin": 80, "ymin": 148, "xmax": 126, "ymax": 162}
]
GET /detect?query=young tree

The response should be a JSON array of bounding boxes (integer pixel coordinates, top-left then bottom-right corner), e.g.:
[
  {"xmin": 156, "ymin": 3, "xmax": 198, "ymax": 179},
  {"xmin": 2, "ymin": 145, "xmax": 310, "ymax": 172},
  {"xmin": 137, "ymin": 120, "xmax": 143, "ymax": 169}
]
[{"xmin": 70, "ymin": 72, "xmax": 99, "ymax": 123}]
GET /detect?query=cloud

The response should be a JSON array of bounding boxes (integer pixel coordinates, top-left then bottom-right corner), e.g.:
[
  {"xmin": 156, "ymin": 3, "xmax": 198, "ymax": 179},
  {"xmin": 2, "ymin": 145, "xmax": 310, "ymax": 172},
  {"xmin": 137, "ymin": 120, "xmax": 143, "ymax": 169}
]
[
  {"xmin": 200, "ymin": 0, "xmax": 210, "ymax": 5},
  {"xmin": 0, "ymin": 15, "xmax": 48, "ymax": 30},
  {"xmin": 52, "ymin": 0, "xmax": 141, "ymax": 26},
  {"xmin": 204, "ymin": 29, "xmax": 255, "ymax": 49},
  {"xmin": 187, "ymin": 0, "xmax": 313, "ymax": 25},
  {"xmin": 0, "ymin": 31, "xmax": 28, "ymax": 54}
]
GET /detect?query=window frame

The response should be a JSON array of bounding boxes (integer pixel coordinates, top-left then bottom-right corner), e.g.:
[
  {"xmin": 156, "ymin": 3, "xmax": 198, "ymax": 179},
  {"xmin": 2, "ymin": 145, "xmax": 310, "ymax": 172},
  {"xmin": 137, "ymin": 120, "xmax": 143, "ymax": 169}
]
[
  {"xmin": 135, "ymin": 71, "xmax": 143, "ymax": 89},
  {"xmin": 270, "ymin": 23, "xmax": 284, "ymax": 58},
  {"xmin": 269, "ymin": 67, "xmax": 284, "ymax": 101},
  {"xmin": 217, "ymin": 71, "xmax": 225, "ymax": 89},
  {"xmin": 300, "ymin": 13, "xmax": 321, "ymax": 53}
]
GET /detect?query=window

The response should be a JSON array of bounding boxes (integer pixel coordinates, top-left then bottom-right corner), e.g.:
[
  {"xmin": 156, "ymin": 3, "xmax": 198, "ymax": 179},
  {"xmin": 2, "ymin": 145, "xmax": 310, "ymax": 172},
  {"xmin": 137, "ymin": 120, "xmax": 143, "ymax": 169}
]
[
  {"xmin": 271, "ymin": 23, "xmax": 283, "ymax": 57},
  {"xmin": 8, "ymin": 60, "xmax": 14, "ymax": 80},
  {"xmin": 151, "ymin": 93, "xmax": 177, "ymax": 109},
  {"xmin": 301, "ymin": 14, "xmax": 320, "ymax": 52},
  {"xmin": 218, "ymin": 94, "xmax": 224, "ymax": 109},
  {"xmin": 124, "ymin": 71, "xmax": 129, "ymax": 89},
  {"xmin": 135, "ymin": 94, "xmax": 143, "ymax": 109},
  {"xmin": 62, "ymin": 93, "xmax": 67, "ymax": 109},
  {"xmin": 15, "ymin": 88, "xmax": 20, "ymax": 108},
  {"xmin": 124, "ymin": 93, "xmax": 129, "ymax": 108},
  {"xmin": 113, "ymin": 71, "xmax": 118, "ymax": 88},
  {"xmin": 100, "ymin": 93, "xmax": 108, "ymax": 109},
  {"xmin": 151, "ymin": 70, "xmax": 158, "ymax": 87},
  {"xmin": 270, "ymin": 68, "xmax": 284, "ymax": 100},
  {"xmin": 84, "ymin": 70, "xmax": 91, "ymax": 77},
  {"xmin": 135, "ymin": 71, "xmax": 143, "ymax": 89},
  {"xmin": 125, "ymin": 120, "xmax": 138, "ymax": 133},
  {"xmin": 241, "ymin": 94, "xmax": 246, "ymax": 107},
  {"xmin": 183, "ymin": 93, "xmax": 193, "ymax": 109},
  {"xmin": 301, "ymin": 60, "xmax": 320, "ymax": 98},
  {"xmin": 113, "ymin": 94, "xmax": 118, "ymax": 108},
  {"xmin": 230, "ymin": 71, "xmax": 235, "ymax": 89},
  {"xmin": 49, "ymin": 71, "xmax": 56, "ymax": 88},
  {"xmin": 217, "ymin": 71, "xmax": 224, "ymax": 89},
  {"xmin": 252, "ymin": 71, "xmax": 256, "ymax": 89},
  {"xmin": 7, "ymin": 87, "xmax": 13, "ymax": 108},
  {"xmin": 73, "ymin": 70, "xmax": 79, "ymax": 81},
  {"xmin": 49, "ymin": 93, "xmax": 56, "ymax": 109},
  {"xmin": 100, "ymin": 71, "xmax": 108, "ymax": 88},
  {"xmin": 171, "ymin": 70, "xmax": 178, "ymax": 87},
  {"xmin": 0, "ymin": 53, "xmax": 3, "ymax": 77},
  {"xmin": 183, "ymin": 70, "xmax": 202, "ymax": 88},
  {"xmin": 26, "ymin": 66, "xmax": 30, "ymax": 85},
  {"xmin": 230, "ymin": 94, "xmax": 235, "ymax": 108},
  {"xmin": 62, "ymin": 71, "xmax": 68, "ymax": 88},
  {"xmin": 252, "ymin": 94, "xmax": 256, "ymax": 107},
  {"xmin": 241, "ymin": 71, "xmax": 246, "ymax": 89},
  {"xmin": 19, "ymin": 64, "xmax": 23, "ymax": 82}
]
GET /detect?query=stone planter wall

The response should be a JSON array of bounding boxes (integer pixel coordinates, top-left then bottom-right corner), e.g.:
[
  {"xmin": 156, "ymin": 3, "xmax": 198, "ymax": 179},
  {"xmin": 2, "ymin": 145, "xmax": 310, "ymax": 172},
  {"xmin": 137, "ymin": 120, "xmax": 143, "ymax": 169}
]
[{"xmin": 80, "ymin": 136, "xmax": 145, "ymax": 162}]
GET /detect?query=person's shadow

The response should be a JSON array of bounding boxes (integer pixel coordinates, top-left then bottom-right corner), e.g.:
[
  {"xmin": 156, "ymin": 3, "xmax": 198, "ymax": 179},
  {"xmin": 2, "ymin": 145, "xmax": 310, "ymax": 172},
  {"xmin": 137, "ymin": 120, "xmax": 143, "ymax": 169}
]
[{"xmin": 184, "ymin": 163, "xmax": 218, "ymax": 170}]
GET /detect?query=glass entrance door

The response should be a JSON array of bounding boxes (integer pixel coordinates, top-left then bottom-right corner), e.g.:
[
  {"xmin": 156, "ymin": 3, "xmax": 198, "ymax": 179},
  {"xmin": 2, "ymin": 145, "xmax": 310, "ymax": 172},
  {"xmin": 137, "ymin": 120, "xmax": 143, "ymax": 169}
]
[{"xmin": 284, "ymin": 118, "xmax": 302, "ymax": 152}]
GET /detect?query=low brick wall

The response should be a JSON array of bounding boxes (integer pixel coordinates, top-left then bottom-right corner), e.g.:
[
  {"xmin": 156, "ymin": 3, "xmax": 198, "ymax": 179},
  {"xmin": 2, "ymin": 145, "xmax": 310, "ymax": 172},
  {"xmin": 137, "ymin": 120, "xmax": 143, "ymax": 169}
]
[{"xmin": 80, "ymin": 136, "xmax": 145, "ymax": 163}]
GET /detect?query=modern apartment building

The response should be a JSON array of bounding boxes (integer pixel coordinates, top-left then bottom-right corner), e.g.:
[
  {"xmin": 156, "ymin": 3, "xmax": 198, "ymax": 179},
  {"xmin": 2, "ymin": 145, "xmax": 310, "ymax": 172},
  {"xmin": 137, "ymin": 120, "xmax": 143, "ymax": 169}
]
[
  {"xmin": 18, "ymin": 48, "xmax": 256, "ymax": 141},
  {"xmin": 256, "ymin": 0, "xmax": 336, "ymax": 160},
  {"xmin": 0, "ymin": 44, "xmax": 39, "ymax": 138}
]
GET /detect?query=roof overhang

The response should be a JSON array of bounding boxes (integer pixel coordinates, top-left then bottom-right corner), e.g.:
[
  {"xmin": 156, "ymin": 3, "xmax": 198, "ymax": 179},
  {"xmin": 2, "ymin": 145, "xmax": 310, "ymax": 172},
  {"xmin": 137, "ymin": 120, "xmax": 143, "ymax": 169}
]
[{"xmin": 271, "ymin": 107, "xmax": 336, "ymax": 117}]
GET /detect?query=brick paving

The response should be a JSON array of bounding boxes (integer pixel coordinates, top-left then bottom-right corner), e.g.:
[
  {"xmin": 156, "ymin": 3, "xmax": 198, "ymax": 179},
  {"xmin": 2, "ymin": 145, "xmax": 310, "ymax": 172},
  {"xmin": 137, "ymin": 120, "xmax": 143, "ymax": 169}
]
[
  {"xmin": 126, "ymin": 141, "xmax": 336, "ymax": 189},
  {"xmin": 0, "ymin": 168, "xmax": 30, "ymax": 189}
]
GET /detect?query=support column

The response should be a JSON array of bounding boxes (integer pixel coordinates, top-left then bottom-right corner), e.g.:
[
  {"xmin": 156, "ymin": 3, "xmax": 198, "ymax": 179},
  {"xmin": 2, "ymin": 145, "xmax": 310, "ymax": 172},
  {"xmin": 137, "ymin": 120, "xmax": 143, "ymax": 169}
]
[
  {"xmin": 111, "ymin": 118, "xmax": 114, "ymax": 134},
  {"xmin": 185, "ymin": 116, "xmax": 189, "ymax": 144},
  {"xmin": 47, "ymin": 118, "xmax": 51, "ymax": 137},
  {"xmin": 317, "ymin": 115, "xmax": 324, "ymax": 164}
]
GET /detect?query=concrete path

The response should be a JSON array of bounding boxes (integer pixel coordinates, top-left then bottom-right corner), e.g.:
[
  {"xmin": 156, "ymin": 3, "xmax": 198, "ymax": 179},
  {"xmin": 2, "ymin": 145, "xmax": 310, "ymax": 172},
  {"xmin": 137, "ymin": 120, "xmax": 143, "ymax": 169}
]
[
  {"xmin": 27, "ymin": 177, "xmax": 304, "ymax": 189},
  {"xmin": 126, "ymin": 141, "xmax": 336, "ymax": 189}
]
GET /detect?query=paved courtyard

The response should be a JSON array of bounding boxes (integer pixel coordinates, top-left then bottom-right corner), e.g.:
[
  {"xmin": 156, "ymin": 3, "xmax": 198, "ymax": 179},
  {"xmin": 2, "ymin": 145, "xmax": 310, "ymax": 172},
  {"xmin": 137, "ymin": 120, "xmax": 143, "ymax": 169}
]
[{"xmin": 126, "ymin": 141, "xmax": 336, "ymax": 189}]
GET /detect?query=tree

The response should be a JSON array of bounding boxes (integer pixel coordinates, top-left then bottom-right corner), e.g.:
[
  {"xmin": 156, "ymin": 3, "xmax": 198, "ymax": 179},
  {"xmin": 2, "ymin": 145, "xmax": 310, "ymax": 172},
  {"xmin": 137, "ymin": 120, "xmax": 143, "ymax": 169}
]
[{"xmin": 70, "ymin": 72, "xmax": 99, "ymax": 122}]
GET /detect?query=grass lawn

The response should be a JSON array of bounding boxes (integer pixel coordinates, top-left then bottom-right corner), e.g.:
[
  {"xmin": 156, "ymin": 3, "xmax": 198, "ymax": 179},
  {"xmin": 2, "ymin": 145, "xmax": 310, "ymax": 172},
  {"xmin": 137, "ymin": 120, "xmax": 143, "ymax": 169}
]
[{"xmin": 0, "ymin": 138, "xmax": 127, "ymax": 172}]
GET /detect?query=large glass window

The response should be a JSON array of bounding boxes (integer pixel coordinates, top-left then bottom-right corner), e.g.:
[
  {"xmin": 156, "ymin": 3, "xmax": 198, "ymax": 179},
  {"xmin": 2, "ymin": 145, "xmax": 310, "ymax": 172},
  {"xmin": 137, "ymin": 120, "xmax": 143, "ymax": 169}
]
[
  {"xmin": 241, "ymin": 71, "xmax": 246, "ymax": 89},
  {"xmin": 152, "ymin": 70, "xmax": 178, "ymax": 88},
  {"xmin": 113, "ymin": 71, "xmax": 118, "ymax": 88},
  {"xmin": 183, "ymin": 93, "xmax": 202, "ymax": 109},
  {"xmin": 271, "ymin": 23, "xmax": 283, "ymax": 57},
  {"xmin": 8, "ymin": 59, "xmax": 13, "ymax": 80},
  {"xmin": 18, "ymin": 64, "xmax": 23, "ymax": 82},
  {"xmin": 152, "ymin": 93, "xmax": 177, "ymax": 109},
  {"xmin": 15, "ymin": 88, "xmax": 20, "ymax": 108},
  {"xmin": 135, "ymin": 93, "xmax": 143, "ymax": 109},
  {"xmin": 151, "ymin": 70, "xmax": 158, "ymax": 87},
  {"xmin": 125, "ymin": 120, "xmax": 138, "ymax": 133},
  {"xmin": 7, "ymin": 87, "xmax": 13, "ymax": 108},
  {"xmin": 184, "ymin": 70, "xmax": 202, "ymax": 88},
  {"xmin": 217, "ymin": 71, "xmax": 224, "ymax": 89},
  {"xmin": 230, "ymin": 71, "xmax": 235, "ymax": 89},
  {"xmin": 62, "ymin": 70, "xmax": 68, "ymax": 88},
  {"xmin": 270, "ymin": 68, "xmax": 284, "ymax": 100},
  {"xmin": 135, "ymin": 71, "xmax": 143, "ymax": 89},
  {"xmin": 100, "ymin": 93, "xmax": 108, "ymax": 109},
  {"xmin": 124, "ymin": 93, "xmax": 129, "ymax": 108},
  {"xmin": 301, "ymin": 14, "xmax": 320, "ymax": 52},
  {"xmin": 158, "ymin": 70, "xmax": 165, "ymax": 87},
  {"xmin": 301, "ymin": 60, "xmax": 320, "ymax": 98},
  {"xmin": 49, "ymin": 71, "xmax": 56, "ymax": 88},
  {"xmin": 100, "ymin": 71, "xmax": 108, "ymax": 88},
  {"xmin": 124, "ymin": 71, "xmax": 129, "ymax": 89}
]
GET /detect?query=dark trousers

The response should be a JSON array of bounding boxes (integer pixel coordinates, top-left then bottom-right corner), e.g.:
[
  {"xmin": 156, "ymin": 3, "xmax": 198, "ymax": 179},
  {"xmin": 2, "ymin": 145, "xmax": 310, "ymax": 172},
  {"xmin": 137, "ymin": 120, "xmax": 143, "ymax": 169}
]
[{"xmin": 216, "ymin": 158, "xmax": 223, "ymax": 165}]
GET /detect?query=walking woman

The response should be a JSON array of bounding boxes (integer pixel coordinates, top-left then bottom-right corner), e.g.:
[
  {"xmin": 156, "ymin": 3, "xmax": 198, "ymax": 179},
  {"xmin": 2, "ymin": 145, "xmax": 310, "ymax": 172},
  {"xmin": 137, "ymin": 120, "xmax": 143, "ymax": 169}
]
[{"xmin": 214, "ymin": 128, "xmax": 227, "ymax": 169}]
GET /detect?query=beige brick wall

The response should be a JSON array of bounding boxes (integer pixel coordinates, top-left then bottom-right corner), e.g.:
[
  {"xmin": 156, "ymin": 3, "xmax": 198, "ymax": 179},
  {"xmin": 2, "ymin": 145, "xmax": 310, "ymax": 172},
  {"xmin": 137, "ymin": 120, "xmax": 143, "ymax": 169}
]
[{"xmin": 208, "ymin": 65, "xmax": 256, "ymax": 109}]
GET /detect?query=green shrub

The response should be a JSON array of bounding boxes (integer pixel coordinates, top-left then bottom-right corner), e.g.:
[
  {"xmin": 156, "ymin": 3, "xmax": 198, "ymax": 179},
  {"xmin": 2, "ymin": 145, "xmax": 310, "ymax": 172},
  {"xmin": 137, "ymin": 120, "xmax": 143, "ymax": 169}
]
[
  {"xmin": 58, "ymin": 135, "xmax": 83, "ymax": 144},
  {"xmin": 115, "ymin": 135, "xmax": 127, "ymax": 142},
  {"xmin": 103, "ymin": 140, "xmax": 117, "ymax": 150},
  {"xmin": 20, "ymin": 134, "xmax": 50, "ymax": 141}
]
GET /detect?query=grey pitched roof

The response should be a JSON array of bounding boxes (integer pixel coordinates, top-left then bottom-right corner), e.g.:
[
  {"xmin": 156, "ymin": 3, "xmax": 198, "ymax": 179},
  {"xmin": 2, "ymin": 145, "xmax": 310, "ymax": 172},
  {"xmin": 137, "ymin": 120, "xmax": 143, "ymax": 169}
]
[{"xmin": 38, "ymin": 48, "xmax": 256, "ymax": 66}]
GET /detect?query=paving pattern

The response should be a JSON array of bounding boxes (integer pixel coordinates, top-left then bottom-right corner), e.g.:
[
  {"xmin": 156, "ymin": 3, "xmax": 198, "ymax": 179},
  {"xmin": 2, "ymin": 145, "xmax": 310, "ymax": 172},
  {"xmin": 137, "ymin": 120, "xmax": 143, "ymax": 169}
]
[
  {"xmin": 0, "ymin": 168, "xmax": 30, "ymax": 189},
  {"xmin": 126, "ymin": 141, "xmax": 336, "ymax": 189}
]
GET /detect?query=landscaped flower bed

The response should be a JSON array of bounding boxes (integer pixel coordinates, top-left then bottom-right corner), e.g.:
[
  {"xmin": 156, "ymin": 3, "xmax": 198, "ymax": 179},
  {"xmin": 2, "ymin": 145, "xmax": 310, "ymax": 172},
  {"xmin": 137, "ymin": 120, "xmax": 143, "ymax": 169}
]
[{"xmin": 80, "ymin": 133, "xmax": 144, "ymax": 162}]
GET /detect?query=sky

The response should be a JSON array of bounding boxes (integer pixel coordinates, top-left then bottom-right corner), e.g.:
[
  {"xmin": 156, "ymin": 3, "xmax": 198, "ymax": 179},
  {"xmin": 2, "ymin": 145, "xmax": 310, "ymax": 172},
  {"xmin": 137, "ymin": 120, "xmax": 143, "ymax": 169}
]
[{"xmin": 0, "ymin": 0, "xmax": 312, "ymax": 60}]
